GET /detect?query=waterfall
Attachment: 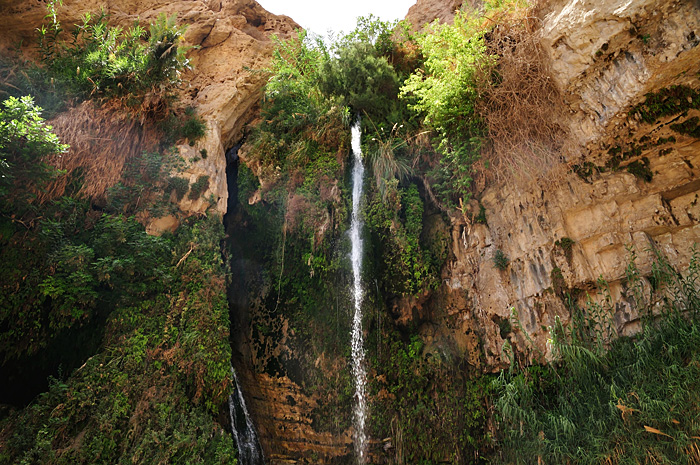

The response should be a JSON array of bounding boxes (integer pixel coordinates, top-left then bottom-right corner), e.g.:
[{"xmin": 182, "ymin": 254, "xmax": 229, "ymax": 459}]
[
  {"xmin": 229, "ymin": 366, "xmax": 265, "ymax": 465},
  {"xmin": 350, "ymin": 119, "xmax": 368, "ymax": 463}
]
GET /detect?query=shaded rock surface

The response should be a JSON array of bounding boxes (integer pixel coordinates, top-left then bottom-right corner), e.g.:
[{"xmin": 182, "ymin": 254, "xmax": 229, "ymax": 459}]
[{"xmin": 405, "ymin": 0, "xmax": 463, "ymax": 30}]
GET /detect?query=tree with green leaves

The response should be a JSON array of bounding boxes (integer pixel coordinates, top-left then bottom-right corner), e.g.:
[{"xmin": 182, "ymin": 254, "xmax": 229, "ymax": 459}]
[
  {"xmin": 0, "ymin": 95, "xmax": 67, "ymax": 200},
  {"xmin": 401, "ymin": 12, "xmax": 492, "ymax": 141}
]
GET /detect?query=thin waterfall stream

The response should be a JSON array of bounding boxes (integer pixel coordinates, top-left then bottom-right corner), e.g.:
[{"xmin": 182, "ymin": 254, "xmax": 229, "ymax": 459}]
[
  {"xmin": 229, "ymin": 366, "xmax": 264, "ymax": 465},
  {"xmin": 350, "ymin": 119, "xmax": 368, "ymax": 463}
]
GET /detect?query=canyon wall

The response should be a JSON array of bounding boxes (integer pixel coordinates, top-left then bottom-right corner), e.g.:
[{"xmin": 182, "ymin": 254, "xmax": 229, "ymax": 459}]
[
  {"xmin": 0, "ymin": 0, "xmax": 298, "ymax": 232},
  {"xmin": 416, "ymin": 0, "xmax": 700, "ymax": 369},
  {"xmin": 2, "ymin": 0, "xmax": 699, "ymax": 463},
  {"xmin": 238, "ymin": 0, "xmax": 700, "ymax": 460}
]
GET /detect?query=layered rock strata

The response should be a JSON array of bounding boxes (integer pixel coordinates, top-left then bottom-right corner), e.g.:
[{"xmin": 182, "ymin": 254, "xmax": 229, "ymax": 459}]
[{"xmin": 422, "ymin": 0, "xmax": 700, "ymax": 367}]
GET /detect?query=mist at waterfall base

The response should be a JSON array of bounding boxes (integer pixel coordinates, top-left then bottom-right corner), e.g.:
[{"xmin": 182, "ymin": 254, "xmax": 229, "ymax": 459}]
[
  {"xmin": 229, "ymin": 367, "xmax": 265, "ymax": 465},
  {"xmin": 350, "ymin": 119, "xmax": 368, "ymax": 463}
]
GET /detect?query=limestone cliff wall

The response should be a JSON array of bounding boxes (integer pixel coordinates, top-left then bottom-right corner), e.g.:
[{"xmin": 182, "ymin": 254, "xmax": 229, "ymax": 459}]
[{"xmin": 422, "ymin": 0, "xmax": 700, "ymax": 368}]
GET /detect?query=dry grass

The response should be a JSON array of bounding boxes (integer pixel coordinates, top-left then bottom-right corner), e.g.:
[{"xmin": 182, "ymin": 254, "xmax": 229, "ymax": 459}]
[
  {"xmin": 37, "ymin": 100, "xmax": 161, "ymax": 202},
  {"xmin": 475, "ymin": 1, "xmax": 572, "ymax": 190}
]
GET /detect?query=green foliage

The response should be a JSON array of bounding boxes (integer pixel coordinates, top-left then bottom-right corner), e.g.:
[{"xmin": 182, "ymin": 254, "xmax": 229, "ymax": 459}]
[
  {"xmin": 493, "ymin": 249, "xmax": 510, "ymax": 270},
  {"xmin": 627, "ymin": 157, "xmax": 653, "ymax": 182},
  {"xmin": 0, "ymin": 199, "xmax": 171, "ymax": 360},
  {"xmin": 400, "ymin": 12, "xmax": 491, "ymax": 142},
  {"xmin": 366, "ymin": 123, "xmax": 414, "ymax": 199},
  {"xmin": 670, "ymin": 116, "xmax": 700, "ymax": 138},
  {"xmin": 554, "ymin": 237, "xmax": 575, "ymax": 252},
  {"xmin": 236, "ymin": 164, "xmax": 259, "ymax": 205},
  {"xmin": 0, "ymin": 55, "xmax": 72, "ymax": 118},
  {"xmin": 188, "ymin": 175, "xmax": 210, "ymax": 200},
  {"xmin": 166, "ymin": 175, "xmax": 189, "ymax": 201},
  {"xmin": 474, "ymin": 202, "xmax": 487, "ymax": 224},
  {"xmin": 629, "ymin": 85, "xmax": 700, "ymax": 124},
  {"xmin": 0, "ymin": 96, "xmax": 68, "ymax": 201},
  {"xmin": 494, "ymin": 249, "xmax": 700, "ymax": 464},
  {"xmin": 38, "ymin": 4, "xmax": 191, "ymax": 103},
  {"xmin": 261, "ymin": 30, "xmax": 333, "ymax": 139},
  {"xmin": 334, "ymin": 14, "xmax": 398, "ymax": 58},
  {"xmin": 160, "ymin": 106, "xmax": 207, "ymax": 146},
  {"xmin": 105, "ymin": 150, "xmax": 186, "ymax": 215},
  {"xmin": 398, "ymin": 11, "xmax": 495, "ymax": 207},
  {"xmin": 318, "ymin": 41, "xmax": 399, "ymax": 120},
  {"xmin": 366, "ymin": 183, "xmax": 444, "ymax": 297},
  {"xmin": 369, "ymin": 329, "xmax": 494, "ymax": 463},
  {"xmin": 0, "ymin": 64, "xmax": 233, "ymax": 460},
  {"xmin": 248, "ymin": 29, "xmax": 349, "ymax": 195},
  {"xmin": 555, "ymin": 237, "xmax": 575, "ymax": 263},
  {"xmin": 0, "ymin": 212, "xmax": 236, "ymax": 463}
]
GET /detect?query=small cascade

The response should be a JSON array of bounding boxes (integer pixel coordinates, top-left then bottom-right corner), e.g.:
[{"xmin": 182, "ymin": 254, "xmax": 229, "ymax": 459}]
[
  {"xmin": 349, "ymin": 119, "xmax": 368, "ymax": 463},
  {"xmin": 229, "ymin": 367, "xmax": 265, "ymax": 465}
]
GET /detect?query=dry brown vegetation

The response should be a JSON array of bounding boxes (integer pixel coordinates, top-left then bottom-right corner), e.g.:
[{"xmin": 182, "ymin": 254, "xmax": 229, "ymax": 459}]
[
  {"xmin": 476, "ymin": 2, "xmax": 571, "ymax": 189},
  {"xmin": 37, "ymin": 101, "xmax": 161, "ymax": 202}
]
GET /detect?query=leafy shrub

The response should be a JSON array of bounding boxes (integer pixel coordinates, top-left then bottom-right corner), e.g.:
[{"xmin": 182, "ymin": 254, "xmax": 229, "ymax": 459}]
[
  {"xmin": 629, "ymin": 85, "xmax": 700, "ymax": 124},
  {"xmin": 670, "ymin": 116, "xmax": 700, "ymax": 138},
  {"xmin": 554, "ymin": 237, "xmax": 575, "ymax": 262},
  {"xmin": 0, "ymin": 214, "xmax": 236, "ymax": 463},
  {"xmin": 474, "ymin": 202, "xmax": 487, "ymax": 224},
  {"xmin": 399, "ymin": 11, "xmax": 492, "ymax": 207},
  {"xmin": 627, "ymin": 157, "xmax": 653, "ymax": 182},
  {"xmin": 318, "ymin": 41, "xmax": 399, "ymax": 120},
  {"xmin": 369, "ymin": 329, "xmax": 494, "ymax": 463},
  {"xmin": 166, "ymin": 176, "xmax": 189, "ymax": 201},
  {"xmin": 366, "ymin": 183, "xmax": 443, "ymax": 297},
  {"xmin": 188, "ymin": 175, "xmax": 210, "ymax": 200},
  {"xmin": 106, "ymin": 150, "xmax": 185, "ymax": 214},
  {"xmin": 39, "ymin": 2, "xmax": 190, "ymax": 107},
  {"xmin": 400, "ymin": 12, "xmax": 491, "ymax": 143},
  {"xmin": 0, "ymin": 95, "xmax": 68, "ymax": 201},
  {"xmin": 160, "ymin": 107, "xmax": 207, "ymax": 146},
  {"xmin": 493, "ymin": 249, "xmax": 509, "ymax": 270},
  {"xmin": 494, "ymin": 249, "xmax": 700, "ymax": 464}
]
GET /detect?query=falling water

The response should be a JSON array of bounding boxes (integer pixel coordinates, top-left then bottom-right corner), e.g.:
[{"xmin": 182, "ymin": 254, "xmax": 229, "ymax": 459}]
[
  {"xmin": 350, "ymin": 119, "xmax": 368, "ymax": 463},
  {"xmin": 229, "ymin": 366, "xmax": 265, "ymax": 465}
]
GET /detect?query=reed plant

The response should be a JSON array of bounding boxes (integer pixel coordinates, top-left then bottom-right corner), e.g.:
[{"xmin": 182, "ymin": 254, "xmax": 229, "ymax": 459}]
[{"xmin": 494, "ymin": 247, "xmax": 700, "ymax": 464}]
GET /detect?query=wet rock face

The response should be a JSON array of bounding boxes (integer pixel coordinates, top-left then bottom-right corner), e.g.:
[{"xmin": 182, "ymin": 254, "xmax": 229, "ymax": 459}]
[{"xmin": 235, "ymin": 370, "xmax": 353, "ymax": 464}]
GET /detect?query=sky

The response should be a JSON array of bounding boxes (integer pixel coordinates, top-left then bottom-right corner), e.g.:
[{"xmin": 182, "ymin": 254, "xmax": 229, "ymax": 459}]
[{"xmin": 256, "ymin": 0, "xmax": 418, "ymax": 37}]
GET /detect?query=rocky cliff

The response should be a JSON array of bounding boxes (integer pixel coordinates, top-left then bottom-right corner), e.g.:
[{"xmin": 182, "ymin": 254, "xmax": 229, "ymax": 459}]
[
  {"xmin": 425, "ymin": 0, "xmax": 700, "ymax": 368},
  {"xmin": 2, "ymin": 0, "xmax": 699, "ymax": 463},
  {"xmin": 229, "ymin": 0, "xmax": 700, "ymax": 460},
  {"xmin": 405, "ymin": 0, "xmax": 463, "ymax": 30},
  {"xmin": 0, "ymin": 0, "xmax": 298, "ymax": 232}
]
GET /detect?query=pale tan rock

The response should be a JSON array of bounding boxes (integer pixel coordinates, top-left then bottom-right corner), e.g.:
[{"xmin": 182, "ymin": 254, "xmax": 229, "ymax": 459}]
[
  {"xmin": 541, "ymin": 0, "xmax": 700, "ymax": 143},
  {"xmin": 146, "ymin": 214, "xmax": 180, "ymax": 236}
]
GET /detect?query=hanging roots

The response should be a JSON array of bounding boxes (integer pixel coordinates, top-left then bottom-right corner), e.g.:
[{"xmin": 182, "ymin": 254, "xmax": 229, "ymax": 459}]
[{"xmin": 476, "ymin": 3, "xmax": 572, "ymax": 190}]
